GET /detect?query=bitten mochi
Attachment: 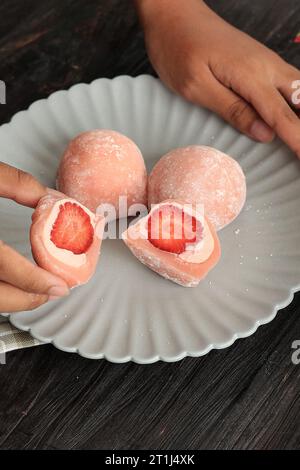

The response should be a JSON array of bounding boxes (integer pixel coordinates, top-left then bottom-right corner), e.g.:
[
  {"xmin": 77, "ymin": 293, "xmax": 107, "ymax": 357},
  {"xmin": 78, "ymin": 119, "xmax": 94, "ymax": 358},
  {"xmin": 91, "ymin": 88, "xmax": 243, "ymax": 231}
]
[
  {"xmin": 57, "ymin": 130, "xmax": 147, "ymax": 219},
  {"xmin": 148, "ymin": 145, "xmax": 246, "ymax": 231},
  {"xmin": 122, "ymin": 200, "xmax": 221, "ymax": 287},
  {"xmin": 30, "ymin": 191, "xmax": 105, "ymax": 288}
]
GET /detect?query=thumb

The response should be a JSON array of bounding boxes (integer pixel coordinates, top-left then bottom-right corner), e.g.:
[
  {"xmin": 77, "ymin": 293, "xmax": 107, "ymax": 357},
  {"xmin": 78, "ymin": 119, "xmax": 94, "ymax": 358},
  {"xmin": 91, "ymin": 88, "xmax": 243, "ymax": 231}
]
[{"xmin": 0, "ymin": 162, "xmax": 47, "ymax": 208}]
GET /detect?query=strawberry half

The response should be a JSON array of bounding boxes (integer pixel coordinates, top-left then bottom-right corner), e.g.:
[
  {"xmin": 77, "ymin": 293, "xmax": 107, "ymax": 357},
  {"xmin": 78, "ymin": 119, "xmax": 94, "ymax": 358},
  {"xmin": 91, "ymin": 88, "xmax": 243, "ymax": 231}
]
[
  {"xmin": 148, "ymin": 204, "xmax": 203, "ymax": 254},
  {"xmin": 50, "ymin": 202, "xmax": 94, "ymax": 255}
]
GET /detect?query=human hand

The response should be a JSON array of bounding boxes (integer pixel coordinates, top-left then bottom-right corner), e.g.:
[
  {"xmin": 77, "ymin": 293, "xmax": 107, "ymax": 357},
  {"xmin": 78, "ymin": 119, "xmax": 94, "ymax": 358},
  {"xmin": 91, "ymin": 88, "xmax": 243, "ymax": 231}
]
[
  {"xmin": 0, "ymin": 162, "xmax": 69, "ymax": 313},
  {"xmin": 136, "ymin": 0, "xmax": 300, "ymax": 155}
]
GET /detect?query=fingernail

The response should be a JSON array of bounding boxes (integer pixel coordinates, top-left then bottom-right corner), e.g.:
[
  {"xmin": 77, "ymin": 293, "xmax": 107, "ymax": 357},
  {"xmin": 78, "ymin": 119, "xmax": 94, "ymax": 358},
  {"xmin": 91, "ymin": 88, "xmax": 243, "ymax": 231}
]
[
  {"xmin": 250, "ymin": 120, "xmax": 275, "ymax": 143},
  {"xmin": 48, "ymin": 295, "xmax": 61, "ymax": 302},
  {"xmin": 46, "ymin": 187, "xmax": 64, "ymax": 197},
  {"xmin": 48, "ymin": 286, "xmax": 69, "ymax": 299}
]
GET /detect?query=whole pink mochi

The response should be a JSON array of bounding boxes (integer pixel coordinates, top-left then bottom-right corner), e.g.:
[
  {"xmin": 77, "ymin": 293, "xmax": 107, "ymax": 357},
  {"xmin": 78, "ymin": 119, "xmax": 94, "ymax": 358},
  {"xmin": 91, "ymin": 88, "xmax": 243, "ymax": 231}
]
[
  {"xmin": 57, "ymin": 130, "xmax": 147, "ymax": 218},
  {"xmin": 148, "ymin": 145, "xmax": 246, "ymax": 231}
]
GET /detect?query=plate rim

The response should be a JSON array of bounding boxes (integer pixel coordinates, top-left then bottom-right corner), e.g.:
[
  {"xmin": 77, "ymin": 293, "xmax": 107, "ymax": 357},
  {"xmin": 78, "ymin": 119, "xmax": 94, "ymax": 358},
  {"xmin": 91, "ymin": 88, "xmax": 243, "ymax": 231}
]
[
  {"xmin": 1, "ymin": 74, "xmax": 158, "ymax": 128},
  {"xmin": 8, "ymin": 286, "xmax": 298, "ymax": 363}
]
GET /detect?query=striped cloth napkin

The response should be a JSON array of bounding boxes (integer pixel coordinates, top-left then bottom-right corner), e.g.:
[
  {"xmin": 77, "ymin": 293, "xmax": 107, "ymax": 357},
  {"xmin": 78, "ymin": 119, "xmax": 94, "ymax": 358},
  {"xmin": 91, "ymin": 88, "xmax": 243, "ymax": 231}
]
[{"xmin": 0, "ymin": 315, "xmax": 42, "ymax": 353}]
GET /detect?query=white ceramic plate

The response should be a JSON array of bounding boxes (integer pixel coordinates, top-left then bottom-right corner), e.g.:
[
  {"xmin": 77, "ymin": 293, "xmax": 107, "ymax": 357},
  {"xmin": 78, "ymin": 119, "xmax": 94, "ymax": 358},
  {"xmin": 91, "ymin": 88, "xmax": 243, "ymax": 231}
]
[{"xmin": 1, "ymin": 75, "xmax": 300, "ymax": 363}]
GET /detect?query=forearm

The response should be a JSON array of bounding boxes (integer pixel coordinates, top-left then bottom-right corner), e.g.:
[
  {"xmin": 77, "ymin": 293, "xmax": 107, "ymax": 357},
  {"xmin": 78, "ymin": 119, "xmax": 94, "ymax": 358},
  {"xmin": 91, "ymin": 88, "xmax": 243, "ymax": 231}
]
[
  {"xmin": 134, "ymin": 0, "xmax": 208, "ymax": 28},
  {"xmin": 133, "ymin": 0, "xmax": 223, "ymax": 47}
]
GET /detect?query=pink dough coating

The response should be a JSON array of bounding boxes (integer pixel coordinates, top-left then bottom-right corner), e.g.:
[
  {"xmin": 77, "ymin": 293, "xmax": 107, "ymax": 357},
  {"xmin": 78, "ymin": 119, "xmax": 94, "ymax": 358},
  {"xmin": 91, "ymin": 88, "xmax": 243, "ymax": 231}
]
[
  {"xmin": 57, "ymin": 130, "xmax": 148, "ymax": 218},
  {"xmin": 122, "ymin": 199, "xmax": 221, "ymax": 287},
  {"xmin": 30, "ymin": 190, "xmax": 105, "ymax": 288},
  {"xmin": 148, "ymin": 146, "xmax": 246, "ymax": 231}
]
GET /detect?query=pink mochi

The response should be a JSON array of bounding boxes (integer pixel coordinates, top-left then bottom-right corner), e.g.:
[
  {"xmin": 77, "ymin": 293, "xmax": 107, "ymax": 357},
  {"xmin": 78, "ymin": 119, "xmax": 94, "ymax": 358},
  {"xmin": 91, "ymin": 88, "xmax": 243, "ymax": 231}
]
[
  {"xmin": 30, "ymin": 191, "xmax": 105, "ymax": 288},
  {"xmin": 122, "ymin": 199, "xmax": 221, "ymax": 287},
  {"xmin": 57, "ymin": 130, "xmax": 148, "ymax": 219},
  {"xmin": 148, "ymin": 146, "xmax": 246, "ymax": 231}
]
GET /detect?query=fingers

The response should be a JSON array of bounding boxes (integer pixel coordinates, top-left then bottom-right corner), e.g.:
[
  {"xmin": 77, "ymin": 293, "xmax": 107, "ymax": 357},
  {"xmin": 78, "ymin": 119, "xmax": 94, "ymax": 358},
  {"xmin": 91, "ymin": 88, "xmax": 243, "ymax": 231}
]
[
  {"xmin": 248, "ymin": 84, "xmax": 300, "ymax": 157},
  {"xmin": 278, "ymin": 80, "xmax": 300, "ymax": 109},
  {"xmin": 186, "ymin": 63, "xmax": 300, "ymax": 154},
  {"xmin": 0, "ymin": 241, "xmax": 69, "ymax": 298},
  {"xmin": 0, "ymin": 281, "xmax": 48, "ymax": 313},
  {"xmin": 188, "ymin": 73, "xmax": 274, "ymax": 142},
  {"xmin": 0, "ymin": 162, "xmax": 47, "ymax": 208},
  {"xmin": 277, "ymin": 67, "xmax": 300, "ymax": 110}
]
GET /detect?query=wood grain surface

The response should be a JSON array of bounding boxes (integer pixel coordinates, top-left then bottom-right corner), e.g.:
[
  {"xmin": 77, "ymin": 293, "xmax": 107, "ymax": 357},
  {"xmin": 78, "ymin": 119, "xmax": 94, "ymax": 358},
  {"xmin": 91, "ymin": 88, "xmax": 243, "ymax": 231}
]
[{"xmin": 0, "ymin": 0, "xmax": 300, "ymax": 450}]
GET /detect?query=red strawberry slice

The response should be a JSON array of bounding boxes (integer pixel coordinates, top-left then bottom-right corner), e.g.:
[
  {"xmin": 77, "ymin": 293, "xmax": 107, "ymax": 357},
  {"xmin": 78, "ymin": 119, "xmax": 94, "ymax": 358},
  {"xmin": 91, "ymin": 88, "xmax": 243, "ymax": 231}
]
[
  {"xmin": 148, "ymin": 204, "xmax": 203, "ymax": 254},
  {"xmin": 50, "ymin": 202, "xmax": 94, "ymax": 255},
  {"xmin": 294, "ymin": 33, "xmax": 300, "ymax": 43}
]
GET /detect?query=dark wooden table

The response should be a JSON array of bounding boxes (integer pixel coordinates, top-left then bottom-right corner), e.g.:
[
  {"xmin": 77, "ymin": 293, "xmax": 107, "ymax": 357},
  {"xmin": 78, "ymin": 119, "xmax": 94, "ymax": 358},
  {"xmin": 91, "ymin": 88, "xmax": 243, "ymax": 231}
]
[{"xmin": 0, "ymin": 0, "xmax": 300, "ymax": 450}]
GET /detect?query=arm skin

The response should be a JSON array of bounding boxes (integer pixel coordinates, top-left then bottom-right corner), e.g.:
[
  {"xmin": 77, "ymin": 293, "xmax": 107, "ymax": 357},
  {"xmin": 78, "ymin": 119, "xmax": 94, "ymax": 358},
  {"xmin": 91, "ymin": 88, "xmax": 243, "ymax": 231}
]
[{"xmin": 134, "ymin": 0, "xmax": 300, "ymax": 156}]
